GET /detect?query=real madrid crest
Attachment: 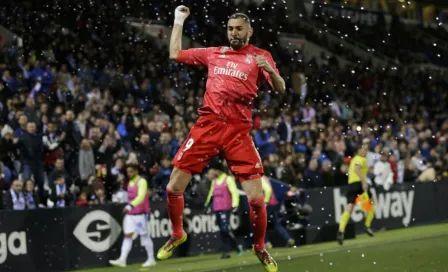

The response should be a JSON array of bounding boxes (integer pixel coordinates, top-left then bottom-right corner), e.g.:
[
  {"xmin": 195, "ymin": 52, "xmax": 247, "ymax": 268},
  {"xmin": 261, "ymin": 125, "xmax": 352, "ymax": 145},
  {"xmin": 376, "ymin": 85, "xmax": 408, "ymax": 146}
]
[
  {"xmin": 245, "ymin": 54, "xmax": 253, "ymax": 64},
  {"xmin": 219, "ymin": 46, "xmax": 229, "ymax": 58}
]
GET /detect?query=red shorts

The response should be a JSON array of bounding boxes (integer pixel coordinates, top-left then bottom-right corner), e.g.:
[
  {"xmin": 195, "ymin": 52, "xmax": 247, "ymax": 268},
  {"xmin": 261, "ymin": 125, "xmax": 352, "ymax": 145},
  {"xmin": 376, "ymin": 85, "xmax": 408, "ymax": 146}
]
[{"xmin": 173, "ymin": 115, "xmax": 264, "ymax": 182}]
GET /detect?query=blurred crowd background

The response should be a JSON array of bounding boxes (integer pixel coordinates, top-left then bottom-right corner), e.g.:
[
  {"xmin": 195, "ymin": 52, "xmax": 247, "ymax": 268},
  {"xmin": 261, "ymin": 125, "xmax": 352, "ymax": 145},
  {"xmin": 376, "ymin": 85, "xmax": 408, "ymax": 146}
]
[{"xmin": 0, "ymin": 0, "xmax": 446, "ymax": 210}]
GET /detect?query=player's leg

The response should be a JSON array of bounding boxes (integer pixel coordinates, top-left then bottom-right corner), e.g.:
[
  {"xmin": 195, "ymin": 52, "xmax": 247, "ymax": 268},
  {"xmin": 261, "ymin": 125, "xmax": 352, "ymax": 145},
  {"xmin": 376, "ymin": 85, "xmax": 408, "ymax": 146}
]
[
  {"xmin": 158, "ymin": 117, "xmax": 221, "ymax": 260},
  {"xmin": 229, "ymin": 229, "xmax": 244, "ymax": 256},
  {"xmin": 138, "ymin": 214, "xmax": 156, "ymax": 268},
  {"xmin": 216, "ymin": 211, "xmax": 232, "ymax": 258},
  {"xmin": 223, "ymin": 127, "xmax": 277, "ymax": 272},
  {"xmin": 240, "ymin": 178, "xmax": 277, "ymax": 272},
  {"xmin": 337, "ymin": 183, "xmax": 360, "ymax": 245},
  {"xmin": 109, "ymin": 215, "xmax": 135, "ymax": 267},
  {"xmin": 364, "ymin": 190, "xmax": 375, "ymax": 236}
]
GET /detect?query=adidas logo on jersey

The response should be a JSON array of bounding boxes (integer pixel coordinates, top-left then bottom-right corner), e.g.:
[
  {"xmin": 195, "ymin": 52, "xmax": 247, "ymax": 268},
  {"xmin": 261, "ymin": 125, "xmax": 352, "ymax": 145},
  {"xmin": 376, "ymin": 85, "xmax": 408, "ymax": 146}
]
[{"xmin": 255, "ymin": 162, "xmax": 261, "ymax": 168}]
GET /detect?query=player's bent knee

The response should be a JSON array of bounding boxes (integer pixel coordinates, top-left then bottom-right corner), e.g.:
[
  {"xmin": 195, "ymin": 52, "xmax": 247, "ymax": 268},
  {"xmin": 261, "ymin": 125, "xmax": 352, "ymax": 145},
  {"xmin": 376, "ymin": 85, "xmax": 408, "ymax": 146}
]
[
  {"xmin": 124, "ymin": 233, "xmax": 133, "ymax": 238},
  {"xmin": 167, "ymin": 167, "xmax": 193, "ymax": 192},
  {"xmin": 240, "ymin": 177, "xmax": 264, "ymax": 200}
]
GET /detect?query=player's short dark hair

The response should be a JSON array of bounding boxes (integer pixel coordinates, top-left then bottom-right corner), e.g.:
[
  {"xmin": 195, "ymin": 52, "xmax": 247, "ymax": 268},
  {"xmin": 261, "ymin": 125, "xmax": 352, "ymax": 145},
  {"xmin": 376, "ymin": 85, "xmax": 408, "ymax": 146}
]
[
  {"xmin": 229, "ymin": 13, "xmax": 251, "ymax": 25},
  {"xmin": 126, "ymin": 164, "xmax": 139, "ymax": 171}
]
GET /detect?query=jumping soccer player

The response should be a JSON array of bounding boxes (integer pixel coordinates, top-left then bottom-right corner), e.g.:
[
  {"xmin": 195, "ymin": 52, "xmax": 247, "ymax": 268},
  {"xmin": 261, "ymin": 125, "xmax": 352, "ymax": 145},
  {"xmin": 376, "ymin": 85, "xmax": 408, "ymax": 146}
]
[
  {"xmin": 157, "ymin": 5, "xmax": 285, "ymax": 272},
  {"xmin": 261, "ymin": 175, "xmax": 295, "ymax": 248},
  {"xmin": 204, "ymin": 160, "xmax": 244, "ymax": 259},
  {"xmin": 109, "ymin": 164, "xmax": 156, "ymax": 268},
  {"xmin": 337, "ymin": 145, "xmax": 376, "ymax": 245}
]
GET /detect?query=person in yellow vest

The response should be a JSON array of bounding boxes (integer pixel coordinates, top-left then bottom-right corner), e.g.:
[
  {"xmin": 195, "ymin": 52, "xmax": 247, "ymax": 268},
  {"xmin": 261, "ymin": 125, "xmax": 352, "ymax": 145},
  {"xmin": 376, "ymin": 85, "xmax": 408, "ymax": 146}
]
[
  {"xmin": 204, "ymin": 161, "xmax": 244, "ymax": 259},
  {"xmin": 337, "ymin": 145, "xmax": 376, "ymax": 245},
  {"xmin": 261, "ymin": 176, "xmax": 295, "ymax": 248}
]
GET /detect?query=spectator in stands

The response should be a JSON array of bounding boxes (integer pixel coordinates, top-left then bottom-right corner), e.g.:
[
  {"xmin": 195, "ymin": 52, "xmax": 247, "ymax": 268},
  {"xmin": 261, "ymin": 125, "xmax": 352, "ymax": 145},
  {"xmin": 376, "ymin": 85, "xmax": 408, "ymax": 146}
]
[
  {"xmin": 373, "ymin": 153, "xmax": 394, "ymax": 190},
  {"xmin": 321, "ymin": 160, "xmax": 335, "ymax": 187},
  {"xmin": 403, "ymin": 160, "xmax": 420, "ymax": 183},
  {"xmin": 303, "ymin": 159, "xmax": 324, "ymax": 188},
  {"xmin": 50, "ymin": 174, "xmax": 73, "ymax": 208},
  {"xmin": 152, "ymin": 156, "xmax": 173, "ymax": 198},
  {"xmin": 61, "ymin": 110, "xmax": 82, "ymax": 177},
  {"xmin": 416, "ymin": 162, "xmax": 437, "ymax": 182},
  {"xmin": 76, "ymin": 191, "xmax": 89, "ymax": 207},
  {"xmin": 43, "ymin": 122, "xmax": 62, "ymax": 175},
  {"xmin": 24, "ymin": 179, "xmax": 40, "ymax": 209},
  {"xmin": 0, "ymin": 0, "xmax": 445, "ymax": 205},
  {"xmin": 2, "ymin": 179, "xmax": 25, "ymax": 210},
  {"xmin": 0, "ymin": 125, "xmax": 16, "ymax": 173},
  {"xmin": 49, "ymin": 158, "xmax": 71, "ymax": 188},
  {"xmin": 13, "ymin": 114, "xmax": 28, "ymax": 138},
  {"xmin": 254, "ymin": 120, "xmax": 277, "ymax": 159},
  {"xmin": 15, "ymin": 122, "xmax": 45, "ymax": 197},
  {"xmin": 90, "ymin": 183, "xmax": 108, "ymax": 205},
  {"xmin": 78, "ymin": 139, "xmax": 96, "ymax": 185}
]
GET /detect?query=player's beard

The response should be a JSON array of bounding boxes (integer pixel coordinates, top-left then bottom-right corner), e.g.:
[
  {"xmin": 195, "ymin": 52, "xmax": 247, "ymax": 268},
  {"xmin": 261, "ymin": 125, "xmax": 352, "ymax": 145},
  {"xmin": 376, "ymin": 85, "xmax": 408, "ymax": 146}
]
[{"xmin": 229, "ymin": 34, "xmax": 248, "ymax": 50}]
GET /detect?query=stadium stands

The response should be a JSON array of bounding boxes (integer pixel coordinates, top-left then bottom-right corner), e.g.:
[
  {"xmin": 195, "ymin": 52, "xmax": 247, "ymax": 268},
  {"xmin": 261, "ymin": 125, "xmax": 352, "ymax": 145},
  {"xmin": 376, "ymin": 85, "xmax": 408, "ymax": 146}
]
[{"xmin": 0, "ymin": 0, "xmax": 446, "ymax": 210}]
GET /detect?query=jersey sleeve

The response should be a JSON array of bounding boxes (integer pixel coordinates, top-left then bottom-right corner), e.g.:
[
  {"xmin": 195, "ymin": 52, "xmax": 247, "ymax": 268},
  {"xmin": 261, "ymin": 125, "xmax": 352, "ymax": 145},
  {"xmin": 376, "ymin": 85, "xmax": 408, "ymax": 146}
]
[
  {"xmin": 204, "ymin": 181, "xmax": 214, "ymax": 207},
  {"xmin": 261, "ymin": 177, "xmax": 272, "ymax": 203},
  {"xmin": 176, "ymin": 47, "xmax": 214, "ymax": 66},
  {"xmin": 226, "ymin": 176, "xmax": 240, "ymax": 208},
  {"xmin": 259, "ymin": 51, "xmax": 280, "ymax": 88}
]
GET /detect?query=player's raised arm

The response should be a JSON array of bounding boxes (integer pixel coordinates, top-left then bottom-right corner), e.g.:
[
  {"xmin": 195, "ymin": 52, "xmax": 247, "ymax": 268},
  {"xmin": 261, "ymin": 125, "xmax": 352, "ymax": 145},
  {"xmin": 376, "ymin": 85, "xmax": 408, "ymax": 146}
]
[
  {"xmin": 169, "ymin": 6, "xmax": 212, "ymax": 66},
  {"xmin": 169, "ymin": 5, "xmax": 190, "ymax": 60}
]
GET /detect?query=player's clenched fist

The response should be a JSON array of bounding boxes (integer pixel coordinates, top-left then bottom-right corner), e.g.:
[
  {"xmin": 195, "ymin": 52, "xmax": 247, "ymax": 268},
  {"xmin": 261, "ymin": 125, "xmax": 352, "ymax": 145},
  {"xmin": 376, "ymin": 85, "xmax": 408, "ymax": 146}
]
[
  {"xmin": 174, "ymin": 5, "xmax": 190, "ymax": 26},
  {"xmin": 254, "ymin": 54, "xmax": 274, "ymax": 74}
]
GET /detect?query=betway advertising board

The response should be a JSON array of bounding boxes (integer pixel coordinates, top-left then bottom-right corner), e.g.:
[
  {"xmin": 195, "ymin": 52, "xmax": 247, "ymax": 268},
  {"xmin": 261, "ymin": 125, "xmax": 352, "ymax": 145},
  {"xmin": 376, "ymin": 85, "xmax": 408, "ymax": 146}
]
[{"xmin": 306, "ymin": 182, "xmax": 442, "ymax": 232}]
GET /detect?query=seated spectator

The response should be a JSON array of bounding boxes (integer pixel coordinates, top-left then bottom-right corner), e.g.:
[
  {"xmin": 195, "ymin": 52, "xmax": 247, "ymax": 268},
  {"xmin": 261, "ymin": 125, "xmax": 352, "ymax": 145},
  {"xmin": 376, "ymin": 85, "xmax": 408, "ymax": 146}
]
[
  {"xmin": 90, "ymin": 183, "xmax": 108, "ymax": 205},
  {"xmin": 48, "ymin": 158, "xmax": 71, "ymax": 187},
  {"xmin": 321, "ymin": 160, "xmax": 335, "ymax": 187},
  {"xmin": 50, "ymin": 174, "xmax": 73, "ymax": 208},
  {"xmin": 152, "ymin": 156, "xmax": 173, "ymax": 198},
  {"xmin": 403, "ymin": 160, "xmax": 420, "ymax": 183},
  {"xmin": 374, "ymin": 153, "xmax": 394, "ymax": 190},
  {"xmin": 0, "ymin": 162, "xmax": 12, "ymax": 190},
  {"xmin": 417, "ymin": 162, "xmax": 436, "ymax": 182},
  {"xmin": 24, "ymin": 179, "xmax": 40, "ymax": 209},
  {"xmin": 2, "ymin": 179, "xmax": 25, "ymax": 210},
  {"xmin": 303, "ymin": 159, "xmax": 324, "ymax": 188},
  {"xmin": 76, "ymin": 191, "xmax": 89, "ymax": 207}
]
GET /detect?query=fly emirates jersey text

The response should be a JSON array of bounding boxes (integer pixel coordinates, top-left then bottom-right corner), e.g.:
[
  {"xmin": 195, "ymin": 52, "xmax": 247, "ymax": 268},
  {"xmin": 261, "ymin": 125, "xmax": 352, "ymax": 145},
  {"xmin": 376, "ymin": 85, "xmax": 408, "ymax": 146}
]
[{"xmin": 213, "ymin": 60, "xmax": 249, "ymax": 80}]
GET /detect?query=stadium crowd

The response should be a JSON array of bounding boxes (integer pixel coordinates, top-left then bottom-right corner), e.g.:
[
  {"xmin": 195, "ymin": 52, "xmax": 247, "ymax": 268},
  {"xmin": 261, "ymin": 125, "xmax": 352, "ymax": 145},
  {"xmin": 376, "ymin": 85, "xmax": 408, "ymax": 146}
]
[{"xmin": 0, "ymin": 0, "xmax": 447, "ymax": 210}]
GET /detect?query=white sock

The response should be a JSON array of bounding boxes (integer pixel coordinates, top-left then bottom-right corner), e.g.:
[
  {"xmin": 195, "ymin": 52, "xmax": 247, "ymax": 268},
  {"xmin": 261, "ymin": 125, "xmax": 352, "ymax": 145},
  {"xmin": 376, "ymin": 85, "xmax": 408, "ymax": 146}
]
[
  {"xmin": 119, "ymin": 237, "xmax": 133, "ymax": 262},
  {"xmin": 141, "ymin": 235, "xmax": 155, "ymax": 262}
]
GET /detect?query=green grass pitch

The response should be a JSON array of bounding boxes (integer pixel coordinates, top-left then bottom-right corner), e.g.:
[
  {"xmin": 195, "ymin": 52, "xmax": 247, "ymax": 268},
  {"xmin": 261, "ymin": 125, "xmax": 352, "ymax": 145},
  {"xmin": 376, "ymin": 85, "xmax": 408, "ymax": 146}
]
[{"xmin": 76, "ymin": 223, "xmax": 448, "ymax": 272}]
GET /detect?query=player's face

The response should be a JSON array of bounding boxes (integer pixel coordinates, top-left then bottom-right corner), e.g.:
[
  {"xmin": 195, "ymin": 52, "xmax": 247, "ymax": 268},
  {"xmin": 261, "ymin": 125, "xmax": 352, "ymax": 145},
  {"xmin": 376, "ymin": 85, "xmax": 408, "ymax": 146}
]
[{"xmin": 227, "ymin": 18, "xmax": 253, "ymax": 50}]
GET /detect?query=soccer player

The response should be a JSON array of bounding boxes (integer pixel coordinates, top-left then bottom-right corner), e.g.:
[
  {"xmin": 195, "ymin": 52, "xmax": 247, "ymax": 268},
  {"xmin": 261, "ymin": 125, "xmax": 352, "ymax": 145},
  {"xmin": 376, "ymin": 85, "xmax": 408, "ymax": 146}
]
[
  {"xmin": 156, "ymin": 5, "xmax": 285, "ymax": 272},
  {"xmin": 261, "ymin": 175, "xmax": 295, "ymax": 248},
  {"xmin": 204, "ymin": 161, "xmax": 244, "ymax": 259},
  {"xmin": 109, "ymin": 164, "xmax": 156, "ymax": 268},
  {"xmin": 337, "ymin": 145, "xmax": 376, "ymax": 245}
]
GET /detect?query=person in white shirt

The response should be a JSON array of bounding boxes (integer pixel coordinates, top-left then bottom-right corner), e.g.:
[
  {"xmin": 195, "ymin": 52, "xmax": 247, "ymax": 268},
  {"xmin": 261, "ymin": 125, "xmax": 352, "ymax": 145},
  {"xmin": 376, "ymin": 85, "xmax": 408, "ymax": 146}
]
[{"xmin": 373, "ymin": 153, "xmax": 394, "ymax": 190}]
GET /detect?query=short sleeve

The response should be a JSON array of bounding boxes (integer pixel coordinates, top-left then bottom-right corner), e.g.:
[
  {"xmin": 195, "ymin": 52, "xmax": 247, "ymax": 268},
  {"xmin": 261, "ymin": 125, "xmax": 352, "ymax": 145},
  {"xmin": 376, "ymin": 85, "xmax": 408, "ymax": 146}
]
[
  {"xmin": 260, "ymin": 52, "xmax": 280, "ymax": 87},
  {"xmin": 176, "ymin": 47, "xmax": 214, "ymax": 66}
]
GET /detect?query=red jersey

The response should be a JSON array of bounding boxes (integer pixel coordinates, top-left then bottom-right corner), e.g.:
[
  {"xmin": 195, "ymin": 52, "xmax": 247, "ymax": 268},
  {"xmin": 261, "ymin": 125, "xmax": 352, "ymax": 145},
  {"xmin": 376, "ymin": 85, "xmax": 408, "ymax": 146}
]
[{"xmin": 177, "ymin": 44, "xmax": 279, "ymax": 122}]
